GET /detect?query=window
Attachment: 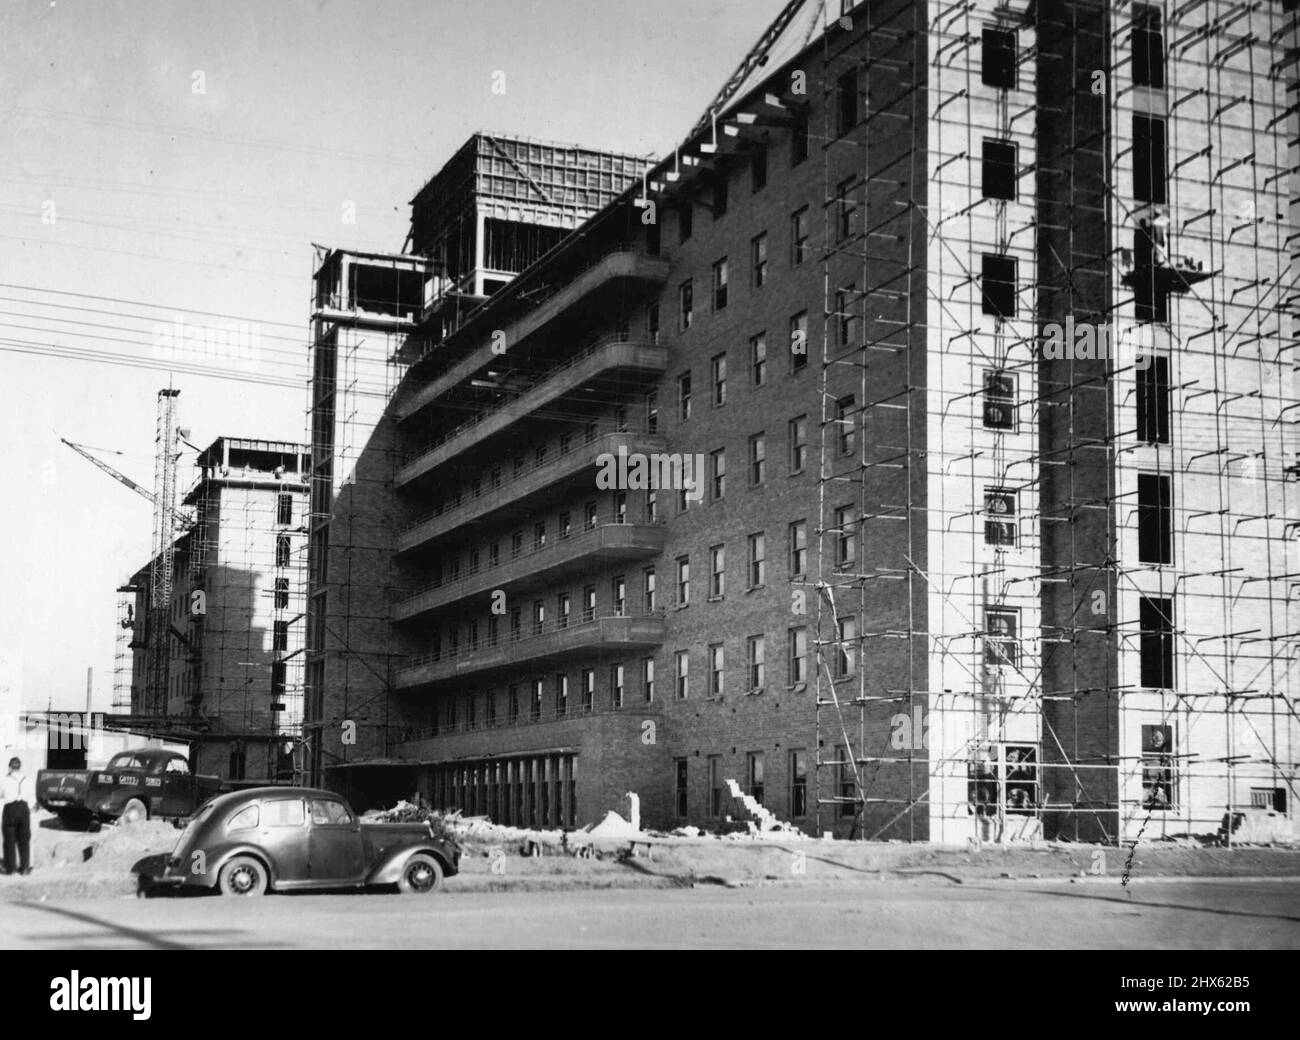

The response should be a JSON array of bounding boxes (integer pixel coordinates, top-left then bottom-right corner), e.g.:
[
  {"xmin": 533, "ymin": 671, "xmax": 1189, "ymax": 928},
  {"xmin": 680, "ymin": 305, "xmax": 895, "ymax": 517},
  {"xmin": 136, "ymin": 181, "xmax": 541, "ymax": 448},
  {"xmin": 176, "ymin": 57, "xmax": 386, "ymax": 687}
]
[
  {"xmin": 836, "ymin": 177, "xmax": 857, "ymax": 242},
  {"xmin": 984, "ymin": 609, "xmax": 1019, "ymax": 668},
  {"xmin": 1139, "ymin": 596, "xmax": 1174, "ymax": 688},
  {"xmin": 712, "ymin": 258, "xmax": 729, "ymax": 311},
  {"xmin": 839, "ymin": 283, "xmax": 862, "ymax": 349},
  {"xmin": 646, "ymin": 487, "xmax": 657, "ymax": 521},
  {"xmin": 788, "ymin": 520, "xmax": 807, "ymax": 577},
  {"xmin": 790, "ymin": 206, "xmax": 809, "ymax": 265},
  {"xmin": 751, "ymin": 234, "xmax": 767, "ymax": 289},
  {"xmin": 532, "ymin": 600, "xmax": 545, "ymax": 635},
  {"xmin": 512, "ymin": 530, "xmax": 524, "ymax": 557},
  {"xmin": 509, "ymin": 606, "xmax": 521, "ymax": 641},
  {"xmin": 709, "ymin": 756, "xmax": 724, "ymax": 816},
  {"xmin": 611, "ymin": 576, "xmax": 626, "ymax": 616},
  {"xmin": 789, "ymin": 416, "xmax": 807, "ymax": 473},
  {"xmin": 614, "ymin": 405, "xmax": 628, "ymax": 433},
  {"xmin": 982, "ymin": 139, "xmax": 1017, "ymax": 200},
  {"xmin": 582, "ymin": 586, "xmax": 596, "ymax": 622},
  {"xmin": 614, "ymin": 491, "xmax": 627, "ymax": 524},
  {"xmin": 1250, "ymin": 787, "xmax": 1287, "ymax": 813},
  {"xmin": 675, "ymin": 759, "xmax": 688, "ymax": 818},
  {"xmin": 712, "ymin": 174, "xmax": 728, "ymax": 218},
  {"xmin": 981, "ymin": 26, "xmax": 1016, "ymax": 89},
  {"xmin": 227, "ymin": 803, "xmax": 260, "ymax": 832},
  {"xmin": 1137, "ymin": 474, "xmax": 1173, "ymax": 564},
  {"xmin": 837, "ymin": 615, "xmax": 857, "ymax": 676},
  {"xmin": 836, "ymin": 67, "xmax": 859, "ymax": 136},
  {"xmin": 790, "ymin": 750, "xmax": 808, "ymax": 816},
  {"xmin": 678, "ymin": 371, "xmax": 692, "ymax": 421},
  {"xmin": 1133, "ymin": 224, "xmax": 1170, "ymax": 323},
  {"xmin": 263, "ymin": 798, "xmax": 304, "ymax": 827},
  {"xmin": 274, "ymin": 578, "xmax": 289, "ymax": 609},
  {"xmin": 533, "ymin": 521, "xmax": 546, "ymax": 551},
  {"xmin": 750, "ymin": 333, "xmax": 767, "ymax": 386},
  {"xmin": 643, "ymin": 568, "xmax": 656, "ymax": 612},
  {"xmin": 557, "ymin": 593, "xmax": 571, "ymax": 629},
  {"xmin": 1137, "ymin": 356, "xmax": 1170, "ymax": 443},
  {"xmin": 835, "ymin": 395, "xmax": 855, "ymax": 455},
  {"xmin": 788, "ymin": 627, "xmax": 808, "ymax": 684},
  {"xmin": 643, "ymin": 657, "xmax": 656, "ymax": 702},
  {"xmin": 791, "ymin": 110, "xmax": 809, "ymax": 165},
  {"xmin": 751, "ymin": 144, "xmax": 767, "ymax": 192},
  {"xmin": 555, "ymin": 673, "xmax": 569, "ymax": 717},
  {"xmin": 709, "ymin": 643, "xmax": 725, "ymax": 696},
  {"xmin": 984, "ymin": 488, "xmax": 1018, "ymax": 547},
  {"xmin": 1132, "ymin": 115, "xmax": 1167, "ymax": 204},
  {"xmin": 1132, "ymin": 5, "xmax": 1165, "ymax": 89},
  {"xmin": 611, "ymin": 665, "xmax": 625, "ymax": 708},
  {"xmin": 747, "ymin": 751, "xmax": 765, "ymax": 805},
  {"xmin": 790, "ymin": 311, "xmax": 808, "ymax": 370},
  {"xmin": 710, "ymin": 544, "xmax": 725, "ymax": 598},
  {"xmin": 558, "ymin": 513, "xmax": 572, "ymax": 541},
  {"xmin": 981, "ymin": 254, "xmax": 1017, "ymax": 318},
  {"xmin": 646, "ymin": 390, "xmax": 658, "ymax": 434},
  {"xmin": 277, "ymin": 493, "xmax": 293, "ymax": 525},
  {"xmin": 489, "ymin": 541, "xmax": 500, "ymax": 566},
  {"xmin": 1004, "ymin": 745, "xmax": 1039, "ymax": 814},
  {"xmin": 469, "ymin": 547, "xmax": 481, "ymax": 574},
  {"xmin": 584, "ymin": 502, "xmax": 598, "ymax": 530},
  {"xmin": 531, "ymin": 678, "xmax": 543, "ymax": 720},
  {"xmin": 508, "ymin": 685, "xmax": 520, "ymax": 723},
  {"xmin": 749, "ymin": 433, "xmax": 766, "ymax": 485},
  {"xmin": 984, "ymin": 369, "xmax": 1017, "ymax": 430},
  {"xmin": 748, "ymin": 532, "xmax": 766, "ymax": 587},
  {"xmin": 275, "ymin": 534, "xmax": 291, "ymax": 568},
  {"xmin": 747, "ymin": 634, "xmax": 765, "ymax": 689},
  {"xmin": 273, "ymin": 620, "xmax": 289, "ymax": 653},
  {"xmin": 834, "ymin": 506, "xmax": 857, "ymax": 569},
  {"xmin": 1141, "ymin": 724, "xmax": 1176, "ymax": 808},
  {"xmin": 581, "ymin": 669, "xmax": 595, "ymax": 712},
  {"xmin": 678, "ymin": 202, "xmax": 693, "ymax": 242},
  {"xmin": 676, "ymin": 555, "xmax": 690, "ymax": 607},
  {"xmin": 711, "ymin": 352, "xmax": 727, "ymax": 405},
  {"xmin": 679, "ymin": 279, "xmax": 693, "ymax": 331},
  {"xmin": 675, "ymin": 650, "xmax": 690, "ymax": 699}
]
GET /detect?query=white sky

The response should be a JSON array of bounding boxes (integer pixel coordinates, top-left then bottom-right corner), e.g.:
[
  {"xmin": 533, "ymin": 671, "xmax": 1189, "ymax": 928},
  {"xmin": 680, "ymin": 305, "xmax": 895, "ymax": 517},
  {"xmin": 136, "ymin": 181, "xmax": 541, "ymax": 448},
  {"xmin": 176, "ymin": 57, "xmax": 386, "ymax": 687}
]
[{"xmin": 0, "ymin": 0, "xmax": 791, "ymax": 712}]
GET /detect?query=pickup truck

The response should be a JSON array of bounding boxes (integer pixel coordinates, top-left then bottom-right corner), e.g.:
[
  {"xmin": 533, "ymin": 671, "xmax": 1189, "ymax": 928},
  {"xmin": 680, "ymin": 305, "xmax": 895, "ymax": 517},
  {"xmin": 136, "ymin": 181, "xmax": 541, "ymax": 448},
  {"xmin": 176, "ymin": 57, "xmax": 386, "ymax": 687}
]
[{"xmin": 37, "ymin": 749, "xmax": 223, "ymax": 828}]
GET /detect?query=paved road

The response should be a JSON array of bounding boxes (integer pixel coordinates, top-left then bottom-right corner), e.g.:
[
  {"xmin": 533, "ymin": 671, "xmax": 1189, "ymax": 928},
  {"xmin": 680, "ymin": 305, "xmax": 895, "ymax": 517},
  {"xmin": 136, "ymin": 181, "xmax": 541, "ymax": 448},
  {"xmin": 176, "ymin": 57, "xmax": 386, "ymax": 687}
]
[{"xmin": 3, "ymin": 879, "xmax": 1298, "ymax": 949}]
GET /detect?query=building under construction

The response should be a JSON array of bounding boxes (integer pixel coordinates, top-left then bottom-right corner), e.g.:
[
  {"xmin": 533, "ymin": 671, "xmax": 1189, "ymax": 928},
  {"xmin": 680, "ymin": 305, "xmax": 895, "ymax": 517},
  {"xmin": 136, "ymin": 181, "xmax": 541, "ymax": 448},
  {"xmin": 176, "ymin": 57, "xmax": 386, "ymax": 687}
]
[
  {"xmin": 119, "ymin": 434, "xmax": 310, "ymax": 780},
  {"xmin": 306, "ymin": 0, "xmax": 1300, "ymax": 844}
]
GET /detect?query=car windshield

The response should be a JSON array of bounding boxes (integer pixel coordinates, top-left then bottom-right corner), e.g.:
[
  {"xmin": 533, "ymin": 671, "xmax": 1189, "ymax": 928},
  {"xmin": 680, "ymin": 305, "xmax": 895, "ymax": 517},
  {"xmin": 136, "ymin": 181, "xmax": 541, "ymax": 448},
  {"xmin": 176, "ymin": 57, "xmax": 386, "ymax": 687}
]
[
  {"xmin": 173, "ymin": 803, "xmax": 215, "ymax": 854},
  {"xmin": 107, "ymin": 754, "xmax": 143, "ymax": 770}
]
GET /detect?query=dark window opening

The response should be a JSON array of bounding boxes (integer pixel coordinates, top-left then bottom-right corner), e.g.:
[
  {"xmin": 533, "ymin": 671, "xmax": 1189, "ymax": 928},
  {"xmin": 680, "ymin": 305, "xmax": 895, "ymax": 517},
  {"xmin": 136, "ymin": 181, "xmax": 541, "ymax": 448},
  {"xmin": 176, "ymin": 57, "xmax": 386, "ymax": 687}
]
[
  {"xmin": 678, "ymin": 203, "xmax": 693, "ymax": 242},
  {"xmin": 712, "ymin": 175, "xmax": 728, "ymax": 218},
  {"xmin": 1133, "ymin": 225, "xmax": 1170, "ymax": 323},
  {"xmin": 1137, "ymin": 355, "xmax": 1171, "ymax": 443},
  {"xmin": 981, "ymin": 254, "xmax": 1017, "ymax": 318},
  {"xmin": 1132, "ymin": 115, "xmax": 1167, "ymax": 204},
  {"xmin": 1137, "ymin": 473, "xmax": 1173, "ymax": 564},
  {"xmin": 1132, "ymin": 5, "xmax": 1165, "ymax": 89},
  {"xmin": 981, "ymin": 27, "xmax": 1016, "ymax": 89},
  {"xmin": 1139, "ymin": 596, "xmax": 1175, "ymax": 689},
  {"xmin": 836, "ymin": 68, "xmax": 859, "ymax": 136},
  {"xmin": 791, "ymin": 111, "xmax": 809, "ymax": 165},
  {"xmin": 984, "ymin": 370, "xmax": 1017, "ymax": 430},
  {"xmin": 751, "ymin": 145, "xmax": 767, "ymax": 192},
  {"xmin": 982, "ymin": 139, "xmax": 1017, "ymax": 200}
]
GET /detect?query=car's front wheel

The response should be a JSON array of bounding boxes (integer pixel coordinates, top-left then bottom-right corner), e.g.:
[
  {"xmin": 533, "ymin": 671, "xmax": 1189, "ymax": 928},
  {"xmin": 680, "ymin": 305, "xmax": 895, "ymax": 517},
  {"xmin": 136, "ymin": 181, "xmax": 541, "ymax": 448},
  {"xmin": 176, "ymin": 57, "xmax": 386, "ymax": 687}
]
[
  {"xmin": 397, "ymin": 853, "xmax": 443, "ymax": 894},
  {"xmin": 219, "ymin": 855, "xmax": 269, "ymax": 897},
  {"xmin": 119, "ymin": 799, "xmax": 147, "ymax": 825}
]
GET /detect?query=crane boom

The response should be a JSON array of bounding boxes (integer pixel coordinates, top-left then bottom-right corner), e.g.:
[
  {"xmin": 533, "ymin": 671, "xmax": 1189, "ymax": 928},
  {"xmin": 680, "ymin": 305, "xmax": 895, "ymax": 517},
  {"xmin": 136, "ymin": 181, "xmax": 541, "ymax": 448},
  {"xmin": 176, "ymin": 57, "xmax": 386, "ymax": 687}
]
[{"xmin": 60, "ymin": 438, "xmax": 155, "ymax": 504}]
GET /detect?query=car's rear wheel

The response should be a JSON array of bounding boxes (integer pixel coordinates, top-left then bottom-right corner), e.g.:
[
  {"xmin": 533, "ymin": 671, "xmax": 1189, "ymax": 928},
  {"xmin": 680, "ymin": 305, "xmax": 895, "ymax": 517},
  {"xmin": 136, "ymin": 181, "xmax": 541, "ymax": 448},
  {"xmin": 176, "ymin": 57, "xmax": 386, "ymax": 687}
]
[
  {"xmin": 119, "ymin": 799, "xmax": 147, "ymax": 825},
  {"xmin": 219, "ymin": 855, "xmax": 269, "ymax": 897},
  {"xmin": 397, "ymin": 853, "xmax": 443, "ymax": 894}
]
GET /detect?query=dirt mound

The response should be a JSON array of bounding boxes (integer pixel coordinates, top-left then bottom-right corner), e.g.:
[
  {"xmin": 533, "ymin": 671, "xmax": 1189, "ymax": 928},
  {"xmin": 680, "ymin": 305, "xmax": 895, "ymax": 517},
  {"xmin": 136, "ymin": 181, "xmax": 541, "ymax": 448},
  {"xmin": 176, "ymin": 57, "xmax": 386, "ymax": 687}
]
[{"xmin": 31, "ymin": 812, "xmax": 178, "ymax": 874}]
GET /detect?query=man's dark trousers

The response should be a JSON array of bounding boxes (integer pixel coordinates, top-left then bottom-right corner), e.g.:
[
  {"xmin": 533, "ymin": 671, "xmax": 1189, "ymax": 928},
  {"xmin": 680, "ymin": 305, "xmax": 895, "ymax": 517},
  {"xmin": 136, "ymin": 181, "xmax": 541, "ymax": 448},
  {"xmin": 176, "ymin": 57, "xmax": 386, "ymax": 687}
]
[{"xmin": 2, "ymin": 800, "xmax": 30, "ymax": 874}]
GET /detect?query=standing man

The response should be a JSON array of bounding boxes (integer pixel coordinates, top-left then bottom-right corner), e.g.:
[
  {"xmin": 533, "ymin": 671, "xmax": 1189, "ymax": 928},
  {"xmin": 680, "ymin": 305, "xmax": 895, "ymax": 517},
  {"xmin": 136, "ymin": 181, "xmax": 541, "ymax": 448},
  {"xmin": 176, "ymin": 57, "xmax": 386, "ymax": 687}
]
[{"xmin": 2, "ymin": 756, "xmax": 32, "ymax": 875}]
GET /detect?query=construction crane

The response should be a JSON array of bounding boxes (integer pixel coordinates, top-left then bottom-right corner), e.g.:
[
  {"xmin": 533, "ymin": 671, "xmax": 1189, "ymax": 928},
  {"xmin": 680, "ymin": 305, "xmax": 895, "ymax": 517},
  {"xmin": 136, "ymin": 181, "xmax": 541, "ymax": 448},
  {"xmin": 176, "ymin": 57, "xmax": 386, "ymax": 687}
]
[{"xmin": 59, "ymin": 438, "xmax": 155, "ymax": 504}]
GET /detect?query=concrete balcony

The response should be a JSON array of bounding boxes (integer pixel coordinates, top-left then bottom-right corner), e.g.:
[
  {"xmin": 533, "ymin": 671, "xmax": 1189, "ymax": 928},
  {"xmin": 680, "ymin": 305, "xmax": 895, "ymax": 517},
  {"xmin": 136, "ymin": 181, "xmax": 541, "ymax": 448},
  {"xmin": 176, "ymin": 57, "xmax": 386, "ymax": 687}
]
[
  {"xmin": 396, "ymin": 430, "xmax": 667, "ymax": 554},
  {"xmin": 396, "ymin": 337, "xmax": 668, "ymax": 488},
  {"xmin": 396, "ymin": 249, "xmax": 670, "ymax": 422},
  {"xmin": 394, "ymin": 610, "xmax": 666, "ymax": 688},
  {"xmin": 394, "ymin": 521, "xmax": 664, "ymax": 621}
]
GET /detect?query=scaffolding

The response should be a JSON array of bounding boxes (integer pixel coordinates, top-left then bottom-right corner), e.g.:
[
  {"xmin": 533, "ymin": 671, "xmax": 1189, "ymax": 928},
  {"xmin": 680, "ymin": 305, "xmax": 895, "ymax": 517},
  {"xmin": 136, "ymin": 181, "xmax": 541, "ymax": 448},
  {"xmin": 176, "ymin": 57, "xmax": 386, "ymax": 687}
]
[{"xmin": 811, "ymin": 0, "xmax": 1300, "ymax": 843}]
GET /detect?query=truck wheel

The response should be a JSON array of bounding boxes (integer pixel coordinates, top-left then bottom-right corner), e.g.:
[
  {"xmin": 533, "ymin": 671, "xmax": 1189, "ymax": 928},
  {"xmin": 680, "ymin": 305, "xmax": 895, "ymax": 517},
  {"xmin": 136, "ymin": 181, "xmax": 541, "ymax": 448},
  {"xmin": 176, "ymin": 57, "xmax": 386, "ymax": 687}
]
[
  {"xmin": 119, "ymin": 799, "xmax": 148, "ymax": 825},
  {"xmin": 397, "ymin": 853, "xmax": 443, "ymax": 894},
  {"xmin": 219, "ymin": 855, "xmax": 268, "ymax": 897}
]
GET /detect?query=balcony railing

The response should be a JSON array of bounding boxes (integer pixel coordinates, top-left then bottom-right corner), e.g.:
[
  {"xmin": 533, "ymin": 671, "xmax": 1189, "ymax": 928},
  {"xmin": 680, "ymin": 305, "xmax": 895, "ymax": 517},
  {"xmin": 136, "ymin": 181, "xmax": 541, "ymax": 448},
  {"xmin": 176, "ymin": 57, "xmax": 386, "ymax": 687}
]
[
  {"xmin": 395, "ymin": 698, "xmax": 661, "ymax": 744},
  {"xmin": 394, "ymin": 521, "xmax": 664, "ymax": 621},
  {"xmin": 396, "ymin": 334, "xmax": 668, "ymax": 486},
  {"xmin": 395, "ymin": 609, "xmax": 666, "ymax": 687},
  {"xmin": 397, "ymin": 428, "xmax": 665, "ymax": 553}
]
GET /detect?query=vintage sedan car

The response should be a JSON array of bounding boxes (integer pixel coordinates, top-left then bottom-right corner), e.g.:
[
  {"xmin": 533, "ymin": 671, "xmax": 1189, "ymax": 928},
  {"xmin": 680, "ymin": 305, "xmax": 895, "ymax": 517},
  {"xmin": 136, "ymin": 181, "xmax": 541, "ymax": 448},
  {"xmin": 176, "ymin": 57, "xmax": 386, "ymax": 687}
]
[{"xmin": 147, "ymin": 787, "xmax": 460, "ymax": 896}]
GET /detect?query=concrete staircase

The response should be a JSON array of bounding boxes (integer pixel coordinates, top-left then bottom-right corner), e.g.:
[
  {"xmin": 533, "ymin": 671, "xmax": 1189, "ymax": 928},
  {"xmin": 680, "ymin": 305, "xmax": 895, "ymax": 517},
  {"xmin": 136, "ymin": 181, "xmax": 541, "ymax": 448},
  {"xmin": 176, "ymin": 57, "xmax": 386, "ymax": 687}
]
[{"xmin": 725, "ymin": 778, "xmax": 783, "ymax": 832}]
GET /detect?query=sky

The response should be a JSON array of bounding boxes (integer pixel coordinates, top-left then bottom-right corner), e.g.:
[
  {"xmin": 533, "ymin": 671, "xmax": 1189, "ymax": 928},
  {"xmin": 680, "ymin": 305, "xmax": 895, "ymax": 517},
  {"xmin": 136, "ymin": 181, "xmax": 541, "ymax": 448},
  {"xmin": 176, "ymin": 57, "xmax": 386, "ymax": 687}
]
[{"xmin": 0, "ymin": 0, "xmax": 791, "ymax": 713}]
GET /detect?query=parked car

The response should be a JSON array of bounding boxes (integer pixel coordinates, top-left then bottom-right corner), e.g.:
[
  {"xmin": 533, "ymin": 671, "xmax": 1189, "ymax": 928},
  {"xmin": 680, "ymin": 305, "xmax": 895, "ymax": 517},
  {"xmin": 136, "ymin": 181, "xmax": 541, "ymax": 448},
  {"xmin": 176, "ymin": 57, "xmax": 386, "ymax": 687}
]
[
  {"xmin": 145, "ymin": 787, "xmax": 461, "ymax": 896},
  {"xmin": 37, "ymin": 749, "xmax": 223, "ymax": 828}
]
